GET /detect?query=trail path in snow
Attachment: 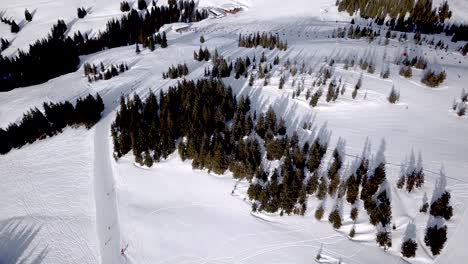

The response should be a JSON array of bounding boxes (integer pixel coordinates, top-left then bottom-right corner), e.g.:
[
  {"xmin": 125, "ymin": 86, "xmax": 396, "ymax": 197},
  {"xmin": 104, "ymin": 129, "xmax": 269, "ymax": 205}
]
[{"xmin": 93, "ymin": 113, "xmax": 122, "ymax": 264}]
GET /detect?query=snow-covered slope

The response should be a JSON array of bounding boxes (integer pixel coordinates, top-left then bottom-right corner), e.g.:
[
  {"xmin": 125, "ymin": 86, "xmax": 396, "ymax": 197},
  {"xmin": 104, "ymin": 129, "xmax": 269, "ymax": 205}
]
[{"xmin": 1, "ymin": 0, "xmax": 468, "ymax": 264}]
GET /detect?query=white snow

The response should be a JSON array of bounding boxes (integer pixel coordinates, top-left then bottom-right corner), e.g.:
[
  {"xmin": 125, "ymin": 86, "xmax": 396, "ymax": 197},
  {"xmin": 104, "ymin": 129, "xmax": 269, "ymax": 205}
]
[{"xmin": 1, "ymin": 0, "xmax": 468, "ymax": 263}]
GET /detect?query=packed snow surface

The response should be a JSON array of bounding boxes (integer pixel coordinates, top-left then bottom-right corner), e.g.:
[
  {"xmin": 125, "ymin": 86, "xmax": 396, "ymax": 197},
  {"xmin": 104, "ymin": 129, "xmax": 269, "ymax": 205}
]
[{"xmin": 1, "ymin": 0, "xmax": 468, "ymax": 264}]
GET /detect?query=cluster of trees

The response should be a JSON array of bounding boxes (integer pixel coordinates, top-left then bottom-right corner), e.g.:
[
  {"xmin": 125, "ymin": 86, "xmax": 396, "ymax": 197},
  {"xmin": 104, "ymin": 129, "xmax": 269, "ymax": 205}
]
[
  {"xmin": 193, "ymin": 46, "xmax": 211, "ymax": 61},
  {"xmin": 203, "ymin": 50, "xmax": 239, "ymax": 79},
  {"xmin": 424, "ymin": 168, "xmax": 452, "ymax": 256},
  {"xmin": 397, "ymin": 151, "xmax": 425, "ymax": 192},
  {"xmin": 120, "ymin": 1, "xmax": 131, "ymax": 12},
  {"xmin": 0, "ymin": 38, "xmax": 10, "ymax": 52},
  {"xmin": 399, "ymin": 66, "xmax": 413, "ymax": 78},
  {"xmin": 397, "ymin": 54, "xmax": 428, "ymax": 70},
  {"xmin": 238, "ymin": 32, "xmax": 288, "ymax": 51},
  {"xmin": 460, "ymin": 43, "xmax": 468, "ymax": 56},
  {"xmin": 162, "ymin": 63, "xmax": 189, "ymax": 79},
  {"xmin": 0, "ymin": 16, "xmax": 20, "ymax": 33},
  {"xmin": 138, "ymin": 0, "xmax": 148, "ymax": 10},
  {"xmin": 336, "ymin": 0, "xmax": 467, "ymax": 38},
  {"xmin": 0, "ymin": 94, "xmax": 104, "ymax": 155},
  {"xmin": 77, "ymin": 7, "xmax": 87, "ymax": 19},
  {"xmin": 1, "ymin": 1, "xmax": 207, "ymax": 91},
  {"xmin": 249, "ymin": 114, "xmax": 321, "ymax": 215},
  {"xmin": 421, "ymin": 69, "xmax": 446, "ymax": 87},
  {"xmin": 83, "ymin": 62, "xmax": 129, "ymax": 82},
  {"xmin": 111, "ymin": 79, "xmax": 237, "ymax": 167},
  {"xmin": 0, "ymin": 20, "xmax": 79, "ymax": 91}
]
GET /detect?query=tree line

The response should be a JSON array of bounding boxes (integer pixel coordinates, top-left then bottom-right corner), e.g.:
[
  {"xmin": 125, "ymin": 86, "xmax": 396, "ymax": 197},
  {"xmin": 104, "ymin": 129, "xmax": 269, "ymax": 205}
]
[
  {"xmin": 84, "ymin": 62, "xmax": 129, "ymax": 82},
  {"xmin": 0, "ymin": 1, "xmax": 208, "ymax": 91},
  {"xmin": 238, "ymin": 32, "xmax": 288, "ymax": 51},
  {"xmin": 0, "ymin": 94, "xmax": 104, "ymax": 155},
  {"xmin": 337, "ymin": 0, "xmax": 468, "ymax": 40}
]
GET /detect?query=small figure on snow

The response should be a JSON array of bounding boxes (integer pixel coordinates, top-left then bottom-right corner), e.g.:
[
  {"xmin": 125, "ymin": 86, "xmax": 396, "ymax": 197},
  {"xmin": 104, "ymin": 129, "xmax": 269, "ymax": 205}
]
[{"xmin": 121, "ymin": 244, "xmax": 129, "ymax": 256}]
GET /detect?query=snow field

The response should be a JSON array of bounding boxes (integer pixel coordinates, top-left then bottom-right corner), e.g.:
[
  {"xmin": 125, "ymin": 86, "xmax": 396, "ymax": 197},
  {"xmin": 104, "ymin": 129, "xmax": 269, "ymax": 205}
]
[{"xmin": 0, "ymin": 0, "xmax": 468, "ymax": 263}]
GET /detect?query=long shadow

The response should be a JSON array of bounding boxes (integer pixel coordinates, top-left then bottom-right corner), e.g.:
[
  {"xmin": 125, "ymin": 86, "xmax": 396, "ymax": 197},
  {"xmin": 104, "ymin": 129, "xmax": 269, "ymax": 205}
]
[{"xmin": 0, "ymin": 217, "xmax": 48, "ymax": 264}]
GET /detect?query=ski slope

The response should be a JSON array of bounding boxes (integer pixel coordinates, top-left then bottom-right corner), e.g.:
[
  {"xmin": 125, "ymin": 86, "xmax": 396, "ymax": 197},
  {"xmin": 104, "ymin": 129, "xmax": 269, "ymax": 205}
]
[{"xmin": 1, "ymin": 0, "xmax": 468, "ymax": 264}]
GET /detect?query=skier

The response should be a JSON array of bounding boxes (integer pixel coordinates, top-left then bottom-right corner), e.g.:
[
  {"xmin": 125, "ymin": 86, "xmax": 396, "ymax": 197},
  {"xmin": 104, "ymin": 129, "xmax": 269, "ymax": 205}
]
[{"xmin": 121, "ymin": 244, "xmax": 129, "ymax": 256}]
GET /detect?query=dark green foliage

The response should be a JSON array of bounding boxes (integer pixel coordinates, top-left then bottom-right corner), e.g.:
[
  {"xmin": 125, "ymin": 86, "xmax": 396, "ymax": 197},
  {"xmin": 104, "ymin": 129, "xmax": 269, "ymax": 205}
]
[
  {"xmin": 430, "ymin": 191, "xmax": 453, "ymax": 220},
  {"xmin": 421, "ymin": 70, "xmax": 446, "ymax": 87},
  {"xmin": 310, "ymin": 89, "xmax": 322, "ymax": 107},
  {"xmin": 315, "ymin": 205, "xmax": 325, "ymax": 220},
  {"xmin": 399, "ymin": 66, "xmax": 413, "ymax": 78},
  {"xmin": 77, "ymin": 7, "xmax": 87, "ymax": 19},
  {"xmin": 194, "ymin": 47, "xmax": 211, "ymax": 61},
  {"xmin": 401, "ymin": 239, "xmax": 417, "ymax": 258},
  {"xmin": 307, "ymin": 172, "xmax": 319, "ymax": 194},
  {"xmin": 84, "ymin": 62, "xmax": 128, "ymax": 82},
  {"xmin": 163, "ymin": 63, "xmax": 189, "ymax": 79},
  {"xmin": 238, "ymin": 32, "xmax": 287, "ymax": 50},
  {"xmin": 388, "ymin": 86, "xmax": 400, "ymax": 104},
  {"xmin": 0, "ymin": 94, "xmax": 104, "ymax": 155},
  {"xmin": 328, "ymin": 147, "xmax": 343, "ymax": 196},
  {"xmin": 346, "ymin": 174, "xmax": 359, "ymax": 204},
  {"xmin": 424, "ymin": 224, "xmax": 447, "ymax": 256},
  {"xmin": 317, "ymin": 176, "xmax": 328, "ymax": 200},
  {"xmin": 10, "ymin": 21, "xmax": 19, "ymax": 33},
  {"xmin": 420, "ymin": 202, "xmax": 429, "ymax": 213},
  {"xmin": 1, "ymin": 38, "xmax": 10, "ymax": 51},
  {"xmin": 350, "ymin": 207, "xmax": 359, "ymax": 221},
  {"xmin": 25, "ymin": 9, "xmax": 33, "ymax": 21},
  {"xmin": 376, "ymin": 230, "xmax": 392, "ymax": 250},
  {"xmin": 1, "ymin": 1, "xmax": 208, "ymax": 91},
  {"xmin": 200, "ymin": 35, "xmax": 205, "ymax": 43},
  {"xmin": 120, "ymin": 1, "xmax": 131, "ymax": 12},
  {"xmin": 161, "ymin": 32, "xmax": 168, "ymax": 48},
  {"xmin": 112, "ymin": 79, "xmax": 238, "ymax": 175},
  {"xmin": 349, "ymin": 225, "xmax": 356, "ymax": 237},
  {"xmin": 307, "ymin": 140, "xmax": 327, "ymax": 173},
  {"xmin": 138, "ymin": 0, "xmax": 148, "ymax": 10},
  {"xmin": 328, "ymin": 208, "xmax": 342, "ymax": 229}
]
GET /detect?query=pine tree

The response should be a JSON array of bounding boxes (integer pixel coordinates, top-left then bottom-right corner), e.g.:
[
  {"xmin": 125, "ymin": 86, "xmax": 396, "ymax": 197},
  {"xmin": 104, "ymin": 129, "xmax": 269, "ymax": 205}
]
[
  {"xmin": 200, "ymin": 35, "xmax": 205, "ymax": 43},
  {"xmin": 144, "ymin": 150, "xmax": 154, "ymax": 167},
  {"xmin": 328, "ymin": 207, "xmax": 342, "ymax": 229},
  {"xmin": 401, "ymin": 239, "xmax": 417, "ymax": 258},
  {"xmin": 349, "ymin": 224, "xmax": 356, "ymax": 238},
  {"xmin": 120, "ymin": 1, "xmax": 130, "ymax": 11},
  {"xmin": 135, "ymin": 43, "xmax": 141, "ymax": 54},
  {"xmin": 424, "ymin": 224, "xmax": 447, "ymax": 256},
  {"xmin": 315, "ymin": 205, "xmax": 325, "ymax": 220},
  {"xmin": 376, "ymin": 230, "xmax": 392, "ymax": 250},
  {"xmin": 11, "ymin": 21, "xmax": 20, "ymax": 33},
  {"xmin": 138, "ymin": 0, "xmax": 147, "ymax": 10},
  {"xmin": 25, "ymin": 9, "xmax": 33, "ymax": 22},
  {"xmin": 161, "ymin": 32, "xmax": 168, "ymax": 48},
  {"xmin": 420, "ymin": 192, "xmax": 429, "ymax": 213},
  {"xmin": 350, "ymin": 207, "xmax": 358, "ymax": 221},
  {"xmin": 388, "ymin": 86, "xmax": 400, "ymax": 104}
]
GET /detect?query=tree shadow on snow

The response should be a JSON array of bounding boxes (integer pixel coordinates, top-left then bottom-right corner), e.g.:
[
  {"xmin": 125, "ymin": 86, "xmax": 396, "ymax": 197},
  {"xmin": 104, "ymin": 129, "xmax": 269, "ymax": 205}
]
[{"xmin": 0, "ymin": 217, "xmax": 48, "ymax": 264}]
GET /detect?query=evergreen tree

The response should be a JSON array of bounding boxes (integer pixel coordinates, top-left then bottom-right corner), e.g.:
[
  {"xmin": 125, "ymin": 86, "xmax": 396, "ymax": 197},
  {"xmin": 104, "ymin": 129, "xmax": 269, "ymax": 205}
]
[
  {"xmin": 11, "ymin": 21, "xmax": 20, "ymax": 33},
  {"xmin": 424, "ymin": 224, "xmax": 447, "ymax": 256},
  {"xmin": 161, "ymin": 32, "xmax": 168, "ymax": 48},
  {"xmin": 138, "ymin": 0, "xmax": 148, "ymax": 10},
  {"xmin": 25, "ymin": 9, "xmax": 33, "ymax": 22}
]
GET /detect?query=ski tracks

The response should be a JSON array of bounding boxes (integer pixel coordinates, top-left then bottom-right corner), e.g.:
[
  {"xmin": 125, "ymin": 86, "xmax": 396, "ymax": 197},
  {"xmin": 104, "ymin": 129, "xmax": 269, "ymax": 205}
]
[{"xmin": 93, "ymin": 114, "xmax": 122, "ymax": 264}]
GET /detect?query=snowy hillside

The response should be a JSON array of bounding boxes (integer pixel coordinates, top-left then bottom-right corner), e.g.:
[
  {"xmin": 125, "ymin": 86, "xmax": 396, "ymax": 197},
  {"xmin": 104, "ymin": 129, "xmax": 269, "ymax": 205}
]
[{"xmin": 1, "ymin": 0, "xmax": 468, "ymax": 264}]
